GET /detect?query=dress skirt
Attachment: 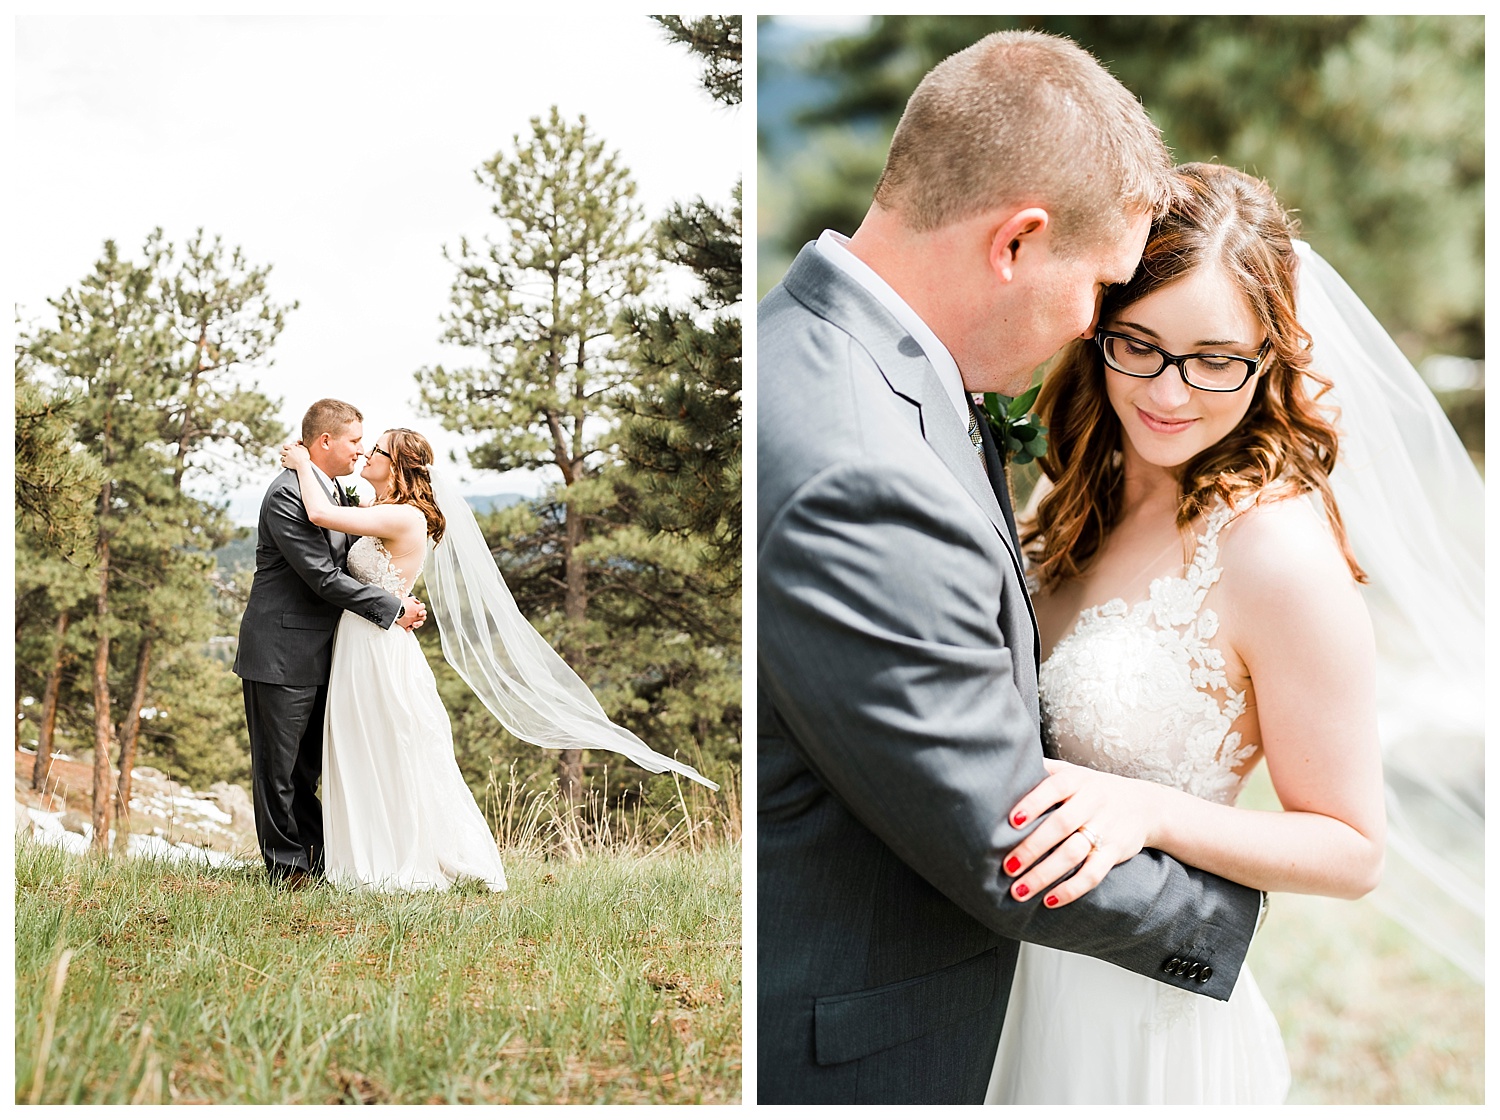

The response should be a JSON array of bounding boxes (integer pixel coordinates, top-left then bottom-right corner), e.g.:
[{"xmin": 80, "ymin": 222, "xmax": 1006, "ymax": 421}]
[
  {"xmin": 321, "ymin": 612, "xmax": 507, "ymax": 893},
  {"xmin": 986, "ymin": 941, "xmax": 1289, "ymax": 1104}
]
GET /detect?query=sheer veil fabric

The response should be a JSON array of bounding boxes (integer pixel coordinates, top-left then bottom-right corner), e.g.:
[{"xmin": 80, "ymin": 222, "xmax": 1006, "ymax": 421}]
[
  {"xmin": 1295, "ymin": 241, "xmax": 1483, "ymax": 980},
  {"xmin": 422, "ymin": 468, "xmax": 719, "ymax": 791}
]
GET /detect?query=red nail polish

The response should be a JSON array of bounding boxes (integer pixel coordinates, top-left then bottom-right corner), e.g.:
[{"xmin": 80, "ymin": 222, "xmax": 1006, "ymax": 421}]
[
  {"xmin": 1015, "ymin": 884, "xmax": 1029, "ymax": 899},
  {"xmin": 1045, "ymin": 895, "xmax": 1058, "ymax": 907},
  {"xmin": 1013, "ymin": 813, "xmax": 1028, "ymax": 826},
  {"xmin": 1004, "ymin": 856, "xmax": 1021, "ymax": 874}
]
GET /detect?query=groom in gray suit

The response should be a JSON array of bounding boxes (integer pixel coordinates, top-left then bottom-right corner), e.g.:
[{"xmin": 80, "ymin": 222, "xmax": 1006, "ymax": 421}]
[
  {"xmin": 758, "ymin": 32, "xmax": 1262, "ymax": 1103},
  {"xmin": 233, "ymin": 399, "xmax": 425, "ymax": 886}
]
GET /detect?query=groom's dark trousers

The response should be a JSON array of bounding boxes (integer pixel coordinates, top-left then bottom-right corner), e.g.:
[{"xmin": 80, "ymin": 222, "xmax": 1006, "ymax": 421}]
[
  {"xmin": 241, "ymin": 681, "xmax": 330, "ymax": 877},
  {"xmin": 757, "ymin": 245, "xmax": 1263, "ymax": 1104},
  {"xmin": 233, "ymin": 469, "xmax": 399, "ymax": 880}
]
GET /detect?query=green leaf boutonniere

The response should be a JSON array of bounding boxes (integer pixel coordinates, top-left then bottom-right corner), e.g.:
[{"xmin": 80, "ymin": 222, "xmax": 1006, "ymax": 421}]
[
  {"xmin": 981, "ymin": 385, "xmax": 1049, "ymax": 466},
  {"xmin": 343, "ymin": 485, "xmax": 362, "ymax": 507}
]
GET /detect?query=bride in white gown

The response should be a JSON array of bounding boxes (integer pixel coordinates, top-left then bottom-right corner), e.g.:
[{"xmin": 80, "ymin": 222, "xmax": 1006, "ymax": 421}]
[
  {"xmin": 985, "ymin": 163, "xmax": 1483, "ymax": 1104},
  {"xmin": 279, "ymin": 428, "xmax": 718, "ymax": 893}
]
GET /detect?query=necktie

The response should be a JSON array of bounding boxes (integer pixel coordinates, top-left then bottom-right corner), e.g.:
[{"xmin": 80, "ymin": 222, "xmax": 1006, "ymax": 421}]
[{"xmin": 967, "ymin": 406, "xmax": 986, "ymax": 458}]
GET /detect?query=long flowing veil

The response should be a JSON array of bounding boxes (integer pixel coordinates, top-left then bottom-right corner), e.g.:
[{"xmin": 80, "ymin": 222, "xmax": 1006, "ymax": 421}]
[
  {"xmin": 421, "ymin": 468, "xmax": 718, "ymax": 791},
  {"xmin": 1295, "ymin": 241, "xmax": 1483, "ymax": 981}
]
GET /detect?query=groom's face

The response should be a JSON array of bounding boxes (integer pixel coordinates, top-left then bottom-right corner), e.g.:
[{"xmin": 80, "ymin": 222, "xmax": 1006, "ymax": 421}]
[
  {"xmin": 321, "ymin": 420, "xmax": 366, "ymax": 477},
  {"xmin": 976, "ymin": 210, "xmax": 1151, "ymax": 395}
]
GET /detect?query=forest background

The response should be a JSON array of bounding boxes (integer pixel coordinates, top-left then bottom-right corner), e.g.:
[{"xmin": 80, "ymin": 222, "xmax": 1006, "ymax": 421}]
[{"xmin": 758, "ymin": 15, "xmax": 1482, "ymax": 1105}]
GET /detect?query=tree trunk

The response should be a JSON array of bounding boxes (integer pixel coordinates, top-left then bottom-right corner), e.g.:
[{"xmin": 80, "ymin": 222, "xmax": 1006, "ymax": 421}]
[
  {"xmin": 556, "ymin": 489, "xmax": 589, "ymax": 807},
  {"xmin": 14, "ymin": 606, "xmax": 23, "ymax": 752},
  {"xmin": 113, "ymin": 635, "xmax": 152, "ymax": 853},
  {"xmin": 32, "ymin": 612, "xmax": 70, "ymax": 792},
  {"xmin": 90, "ymin": 485, "xmax": 114, "ymax": 854}
]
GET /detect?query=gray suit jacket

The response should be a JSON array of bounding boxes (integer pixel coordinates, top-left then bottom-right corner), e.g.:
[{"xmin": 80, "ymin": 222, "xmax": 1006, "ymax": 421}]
[
  {"xmin": 757, "ymin": 244, "xmax": 1260, "ymax": 1104},
  {"xmin": 233, "ymin": 469, "xmax": 400, "ymax": 686}
]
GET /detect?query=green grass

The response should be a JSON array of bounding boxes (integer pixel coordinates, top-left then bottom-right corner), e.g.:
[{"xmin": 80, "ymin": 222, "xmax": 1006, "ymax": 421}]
[
  {"xmin": 15, "ymin": 839, "xmax": 741, "ymax": 1104},
  {"xmin": 1241, "ymin": 768, "xmax": 1482, "ymax": 1104}
]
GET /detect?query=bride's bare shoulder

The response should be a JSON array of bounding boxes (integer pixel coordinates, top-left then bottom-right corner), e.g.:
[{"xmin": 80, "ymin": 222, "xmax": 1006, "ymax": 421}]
[{"xmin": 1219, "ymin": 491, "xmax": 1361, "ymax": 607}]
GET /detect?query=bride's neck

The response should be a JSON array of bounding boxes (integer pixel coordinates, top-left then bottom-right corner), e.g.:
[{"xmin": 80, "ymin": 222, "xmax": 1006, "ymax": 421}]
[{"xmin": 1118, "ymin": 448, "xmax": 1182, "ymax": 521}]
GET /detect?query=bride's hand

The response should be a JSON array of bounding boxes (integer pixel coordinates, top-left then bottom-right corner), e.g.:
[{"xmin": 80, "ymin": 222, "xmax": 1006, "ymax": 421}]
[
  {"xmin": 280, "ymin": 441, "xmax": 310, "ymax": 469},
  {"xmin": 1001, "ymin": 758, "xmax": 1165, "ymax": 909}
]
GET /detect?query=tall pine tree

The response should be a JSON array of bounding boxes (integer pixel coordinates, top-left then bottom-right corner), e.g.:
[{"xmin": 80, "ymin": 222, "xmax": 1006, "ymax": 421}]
[
  {"xmin": 416, "ymin": 107, "xmax": 651, "ymax": 805},
  {"xmin": 21, "ymin": 231, "xmax": 289, "ymax": 848},
  {"xmin": 617, "ymin": 15, "xmax": 743, "ymax": 580}
]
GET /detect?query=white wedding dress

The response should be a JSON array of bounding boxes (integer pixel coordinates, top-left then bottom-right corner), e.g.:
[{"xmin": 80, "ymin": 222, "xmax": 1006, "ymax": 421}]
[
  {"xmin": 321, "ymin": 535, "xmax": 508, "ymax": 893},
  {"xmin": 986, "ymin": 497, "xmax": 1290, "ymax": 1105}
]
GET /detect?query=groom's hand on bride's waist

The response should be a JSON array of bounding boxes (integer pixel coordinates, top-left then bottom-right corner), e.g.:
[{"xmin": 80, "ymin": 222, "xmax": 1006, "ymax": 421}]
[{"xmin": 395, "ymin": 595, "xmax": 427, "ymax": 631}]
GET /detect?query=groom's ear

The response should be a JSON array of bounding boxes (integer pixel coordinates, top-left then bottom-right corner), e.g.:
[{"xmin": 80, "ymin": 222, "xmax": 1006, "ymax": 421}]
[{"xmin": 988, "ymin": 207, "xmax": 1052, "ymax": 284}]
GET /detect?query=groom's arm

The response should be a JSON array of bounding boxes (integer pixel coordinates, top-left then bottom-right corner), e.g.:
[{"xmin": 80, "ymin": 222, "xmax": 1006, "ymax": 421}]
[
  {"xmin": 263, "ymin": 482, "xmax": 401, "ymax": 628},
  {"xmin": 759, "ymin": 456, "xmax": 1260, "ymax": 1000}
]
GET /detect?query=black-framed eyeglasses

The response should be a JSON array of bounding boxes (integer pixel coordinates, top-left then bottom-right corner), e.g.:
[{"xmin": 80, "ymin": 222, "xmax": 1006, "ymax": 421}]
[
  {"xmin": 1095, "ymin": 331, "xmax": 1271, "ymax": 393},
  {"xmin": 370, "ymin": 446, "xmax": 393, "ymax": 461}
]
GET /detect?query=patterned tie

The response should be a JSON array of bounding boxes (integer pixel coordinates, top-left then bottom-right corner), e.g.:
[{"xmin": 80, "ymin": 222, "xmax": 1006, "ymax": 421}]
[{"xmin": 967, "ymin": 402, "xmax": 991, "ymax": 480}]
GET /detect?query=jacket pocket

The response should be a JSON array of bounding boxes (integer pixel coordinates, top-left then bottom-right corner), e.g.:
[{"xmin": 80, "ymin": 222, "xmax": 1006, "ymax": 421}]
[
  {"xmin": 280, "ymin": 612, "xmax": 335, "ymax": 631},
  {"xmin": 813, "ymin": 946, "xmax": 1000, "ymax": 1066}
]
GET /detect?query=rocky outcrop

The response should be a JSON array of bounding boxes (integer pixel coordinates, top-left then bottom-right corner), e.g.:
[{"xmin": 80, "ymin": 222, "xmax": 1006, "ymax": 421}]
[{"xmin": 15, "ymin": 747, "xmax": 257, "ymax": 864}]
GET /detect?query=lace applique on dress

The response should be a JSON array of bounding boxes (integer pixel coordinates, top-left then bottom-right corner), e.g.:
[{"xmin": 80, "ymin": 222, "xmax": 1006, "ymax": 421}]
[
  {"xmin": 1039, "ymin": 498, "xmax": 1258, "ymax": 808},
  {"xmin": 347, "ymin": 536, "xmax": 420, "ymax": 598}
]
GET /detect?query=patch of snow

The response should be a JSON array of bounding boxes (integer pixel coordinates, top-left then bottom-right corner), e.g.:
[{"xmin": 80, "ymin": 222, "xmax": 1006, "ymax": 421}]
[
  {"xmin": 27, "ymin": 808, "xmax": 64, "ymax": 833},
  {"xmin": 127, "ymin": 834, "xmax": 251, "ymax": 869},
  {"xmin": 20, "ymin": 814, "xmax": 255, "ymax": 868},
  {"xmin": 31, "ymin": 828, "xmax": 91, "ymax": 856}
]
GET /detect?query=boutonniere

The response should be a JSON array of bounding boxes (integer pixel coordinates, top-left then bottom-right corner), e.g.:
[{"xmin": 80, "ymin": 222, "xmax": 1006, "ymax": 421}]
[
  {"xmin": 343, "ymin": 485, "xmax": 362, "ymax": 507},
  {"xmin": 981, "ymin": 385, "xmax": 1048, "ymax": 466}
]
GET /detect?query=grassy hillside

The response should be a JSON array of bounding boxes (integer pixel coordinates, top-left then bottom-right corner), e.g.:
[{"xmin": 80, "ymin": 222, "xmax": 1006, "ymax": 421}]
[{"xmin": 16, "ymin": 840, "xmax": 740, "ymax": 1104}]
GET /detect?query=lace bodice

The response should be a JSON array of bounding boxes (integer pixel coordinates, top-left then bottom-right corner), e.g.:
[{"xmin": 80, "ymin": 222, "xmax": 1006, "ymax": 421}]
[
  {"xmin": 1039, "ymin": 500, "xmax": 1257, "ymax": 806},
  {"xmin": 347, "ymin": 535, "xmax": 420, "ymax": 598}
]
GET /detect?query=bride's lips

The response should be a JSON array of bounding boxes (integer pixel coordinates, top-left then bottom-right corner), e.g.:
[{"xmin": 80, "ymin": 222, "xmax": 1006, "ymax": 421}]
[{"xmin": 1136, "ymin": 407, "xmax": 1196, "ymax": 435}]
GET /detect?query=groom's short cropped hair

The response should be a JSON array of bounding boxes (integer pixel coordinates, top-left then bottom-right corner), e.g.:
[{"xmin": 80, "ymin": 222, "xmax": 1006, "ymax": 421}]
[
  {"xmin": 874, "ymin": 31, "xmax": 1171, "ymax": 251},
  {"xmin": 301, "ymin": 398, "xmax": 363, "ymax": 444}
]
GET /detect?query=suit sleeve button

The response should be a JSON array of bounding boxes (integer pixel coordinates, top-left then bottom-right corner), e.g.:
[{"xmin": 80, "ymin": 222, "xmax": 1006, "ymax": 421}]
[
  {"xmin": 1163, "ymin": 957, "xmax": 1181, "ymax": 973},
  {"xmin": 1197, "ymin": 966, "xmax": 1212, "ymax": 984},
  {"xmin": 1185, "ymin": 962, "xmax": 1201, "ymax": 979}
]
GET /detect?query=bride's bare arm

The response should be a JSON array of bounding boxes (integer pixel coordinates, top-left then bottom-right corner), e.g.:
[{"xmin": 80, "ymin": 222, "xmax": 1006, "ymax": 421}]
[
  {"xmin": 1004, "ymin": 499, "xmax": 1385, "ymax": 905},
  {"xmin": 279, "ymin": 442, "xmax": 423, "ymax": 542}
]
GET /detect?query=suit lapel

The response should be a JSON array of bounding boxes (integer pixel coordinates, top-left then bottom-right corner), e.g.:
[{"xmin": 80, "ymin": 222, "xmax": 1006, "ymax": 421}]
[
  {"xmin": 782, "ymin": 248, "xmax": 1013, "ymax": 547},
  {"xmin": 782, "ymin": 244, "xmax": 1040, "ymax": 658},
  {"xmin": 888, "ymin": 351, "xmax": 1009, "ymax": 518}
]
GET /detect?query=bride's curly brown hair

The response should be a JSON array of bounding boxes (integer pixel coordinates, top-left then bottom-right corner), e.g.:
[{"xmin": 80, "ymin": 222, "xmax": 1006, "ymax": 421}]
[
  {"xmin": 377, "ymin": 428, "xmax": 445, "ymax": 544},
  {"xmin": 1023, "ymin": 162, "xmax": 1366, "ymax": 591}
]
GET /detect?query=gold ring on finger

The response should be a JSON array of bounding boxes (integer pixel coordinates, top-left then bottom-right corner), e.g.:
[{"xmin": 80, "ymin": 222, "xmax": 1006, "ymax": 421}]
[{"xmin": 1077, "ymin": 825, "xmax": 1101, "ymax": 855}]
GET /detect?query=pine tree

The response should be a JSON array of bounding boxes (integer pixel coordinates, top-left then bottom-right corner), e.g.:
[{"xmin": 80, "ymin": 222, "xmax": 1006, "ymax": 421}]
[
  {"xmin": 416, "ymin": 107, "xmax": 651, "ymax": 804},
  {"xmin": 22, "ymin": 231, "xmax": 290, "ymax": 850},
  {"xmin": 28, "ymin": 238, "xmax": 174, "ymax": 849},
  {"xmin": 651, "ymin": 16, "xmax": 743, "ymax": 106},
  {"xmin": 16, "ymin": 335, "xmax": 103, "ymax": 559},
  {"xmin": 16, "ymin": 331, "xmax": 103, "ymax": 791},
  {"xmin": 108, "ymin": 231, "xmax": 289, "ymax": 840},
  {"xmin": 618, "ymin": 17, "xmax": 744, "ymax": 581}
]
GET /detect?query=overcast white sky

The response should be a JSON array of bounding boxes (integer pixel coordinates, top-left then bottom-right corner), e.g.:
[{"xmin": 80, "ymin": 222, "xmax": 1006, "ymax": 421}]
[{"xmin": 13, "ymin": 13, "xmax": 741, "ymax": 521}]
